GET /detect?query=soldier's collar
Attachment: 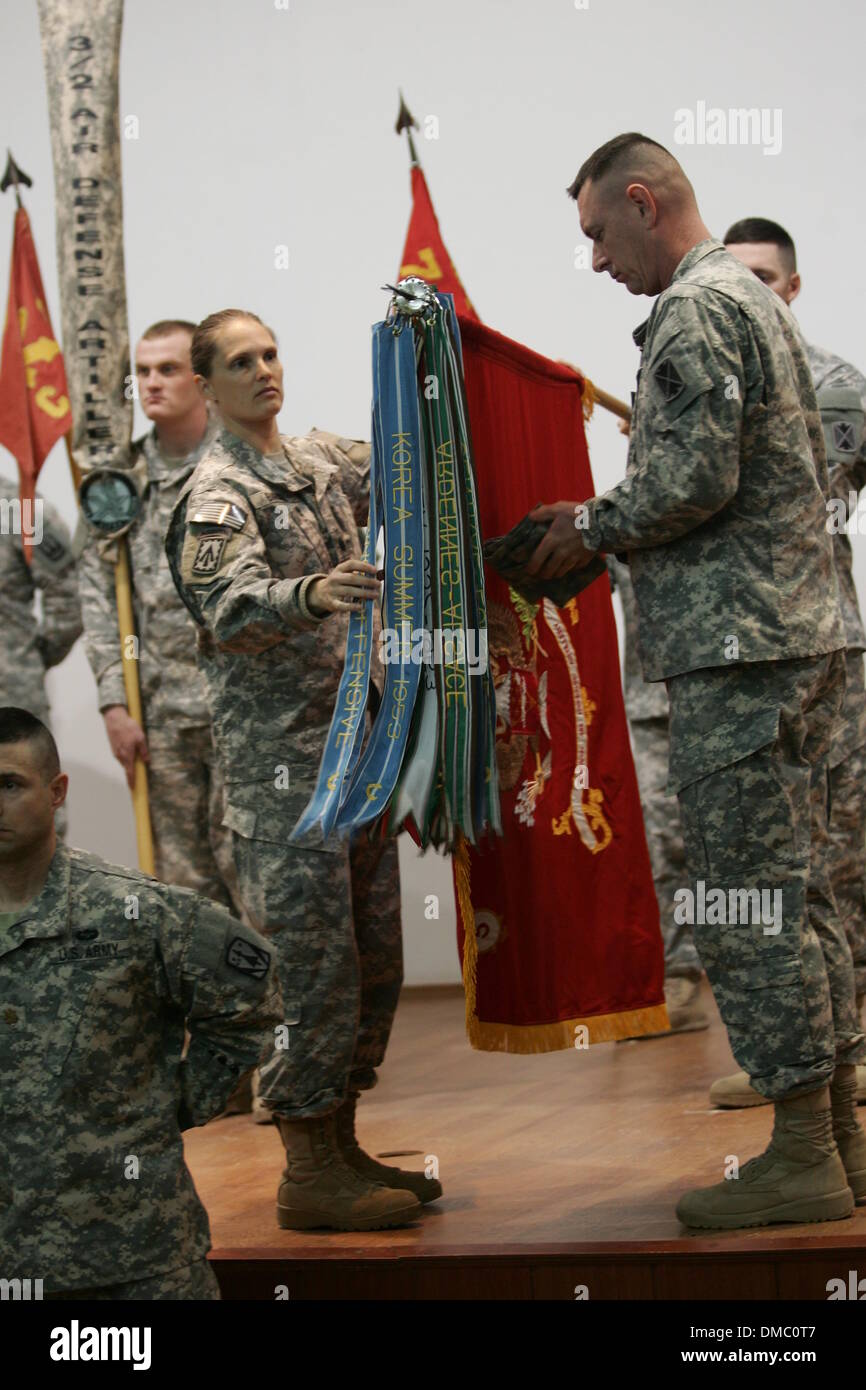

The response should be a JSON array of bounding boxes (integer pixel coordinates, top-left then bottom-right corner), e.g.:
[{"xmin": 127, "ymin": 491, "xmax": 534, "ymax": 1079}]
[
  {"xmin": 218, "ymin": 428, "xmax": 336, "ymax": 503},
  {"xmin": 632, "ymin": 240, "xmax": 725, "ymax": 350},
  {"xmin": 632, "ymin": 317, "xmax": 651, "ymax": 350},
  {"xmin": 0, "ymin": 844, "xmax": 71, "ymax": 953},
  {"xmin": 144, "ymin": 420, "xmax": 219, "ymax": 485},
  {"xmin": 670, "ymin": 238, "xmax": 726, "ymax": 284}
]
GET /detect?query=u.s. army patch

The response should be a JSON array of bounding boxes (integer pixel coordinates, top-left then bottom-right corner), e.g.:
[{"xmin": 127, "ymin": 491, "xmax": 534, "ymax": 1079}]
[
  {"xmin": 654, "ymin": 357, "xmax": 684, "ymax": 402},
  {"xmin": 833, "ymin": 420, "xmax": 856, "ymax": 453},
  {"xmin": 226, "ymin": 935, "xmax": 271, "ymax": 978},
  {"xmin": 192, "ymin": 533, "xmax": 228, "ymax": 575}
]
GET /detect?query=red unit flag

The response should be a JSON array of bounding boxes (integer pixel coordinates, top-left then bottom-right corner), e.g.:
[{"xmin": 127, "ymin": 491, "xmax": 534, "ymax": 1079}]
[
  {"xmin": 398, "ymin": 165, "xmax": 479, "ymax": 321},
  {"xmin": 0, "ymin": 207, "xmax": 71, "ymax": 560}
]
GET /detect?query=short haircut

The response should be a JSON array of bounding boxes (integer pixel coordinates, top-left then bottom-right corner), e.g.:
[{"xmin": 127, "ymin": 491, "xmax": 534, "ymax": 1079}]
[
  {"xmin": 190, "ymin": 309, "xmax": 278, "ymax": 380},
  {"xmin": 0, "ymin": 707, "xmax": 60, "ymax": 780},
  {"xmin": 567, "ymin": 132, "xmax": 676, "ymax": 201},
  {"xmin": 723, "ymin": 217, "xmax": 797, "ymax": 272},
  {"xmin": 140, "ymin": 319, "xmax": 197, "ymax": 341}
]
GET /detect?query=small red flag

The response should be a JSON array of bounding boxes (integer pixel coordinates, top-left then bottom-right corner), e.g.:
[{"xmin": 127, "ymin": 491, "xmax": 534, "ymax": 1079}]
[
  {"xmin": 0, "ymin": 207, "xmax": 71, "ymax": 560},
  {"xmin": 398, "ymin": 165, "xmax": 479, "ymax": 321}
]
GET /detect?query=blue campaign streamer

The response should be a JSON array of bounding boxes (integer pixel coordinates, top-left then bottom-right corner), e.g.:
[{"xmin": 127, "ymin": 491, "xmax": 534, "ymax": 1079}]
[
  {"xmin": 289, "ymin": 336, "xmax": 386, "ymax": 844},
  {"xmin": 336, "ymin": 319, "xmax": 426, "ymax": 829}
]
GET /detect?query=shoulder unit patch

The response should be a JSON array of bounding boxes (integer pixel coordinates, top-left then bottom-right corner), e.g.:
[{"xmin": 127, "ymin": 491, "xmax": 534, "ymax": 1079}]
[
  {"xmin": 225, "ymin": 935, "xmax": 271, "ymax": 978},
  {"xmin": 654, "ymin": 357, "xmax": 685, "ymax": 403},
  {"xmin": 192, "ymin": 532, "xmax": 228, "ymax": 575},
  {"xmin": 832, "ymin": 420, "xmax": 857, "ymax": 453}
]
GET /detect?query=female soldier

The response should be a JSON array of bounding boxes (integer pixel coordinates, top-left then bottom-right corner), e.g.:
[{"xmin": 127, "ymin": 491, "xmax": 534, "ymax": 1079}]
[{"xmin": 166, "ymin": 309, "xmax": 441, "ymax": 1231}]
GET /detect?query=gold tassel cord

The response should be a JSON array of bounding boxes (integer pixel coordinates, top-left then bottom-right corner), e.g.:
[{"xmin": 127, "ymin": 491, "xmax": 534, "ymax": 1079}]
[{"xmin": 557, "ymin": 360, "xmax": 632, "ymax": 426}]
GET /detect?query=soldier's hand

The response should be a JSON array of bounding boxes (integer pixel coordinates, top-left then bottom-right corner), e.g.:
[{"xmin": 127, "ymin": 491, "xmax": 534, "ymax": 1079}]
[
  {"xmin": 308, "ymin": 560, "xmax": 382, "ymax": 615},
  {"xmin": 526, "ymin": 502, "xmax": 596, "ymax": 579},
  {"xmin": 103, "ymin": 705, "xmax": 149, "ymax": 789}
]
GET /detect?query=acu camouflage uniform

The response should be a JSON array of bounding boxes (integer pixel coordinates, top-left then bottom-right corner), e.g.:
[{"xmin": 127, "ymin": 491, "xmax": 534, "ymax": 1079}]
[
  {"xmin": 607, "ymin": 554, "xmax": 695, "ymax": 980},
  {"xmin": 807, "ymin": 341, "xmax": 866, "ymax": 1002},
  {"xmin": 582, "ymin": 240, "xmax": 866, "ymax": 1099},
  {"xmin": 78, "ymin": 426, "xmax": 239, "ymax": 909},
  {"xmin": 0, "ymin": 843, "xmax": 281, "ymax": 1297},
  {"xmin": 165, "ymin": 426, "xmax": 403, "ymax": 1122},
  {"xmin": 0, "ymin": 473, "xmax": 81, "ymax": 839}
]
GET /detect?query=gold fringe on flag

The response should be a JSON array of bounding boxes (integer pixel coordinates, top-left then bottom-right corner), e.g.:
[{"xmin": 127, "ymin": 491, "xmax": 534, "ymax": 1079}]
[
  {"xmin": 454, "ymin": 829, "xmax": 481, "ymax": 1047},
  {"xmin": 456, "ymin": 828, "xmax": 670, "ymax": 1052}
]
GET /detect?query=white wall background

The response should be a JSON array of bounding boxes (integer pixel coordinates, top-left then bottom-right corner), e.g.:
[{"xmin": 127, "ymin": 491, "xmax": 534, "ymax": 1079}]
[{"xmin": 2, "ymin": 0, "xmax": 864, "ymax": 983}]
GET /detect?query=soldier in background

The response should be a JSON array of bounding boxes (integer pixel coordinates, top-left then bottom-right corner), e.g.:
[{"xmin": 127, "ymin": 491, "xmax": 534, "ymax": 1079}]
[
  {"xmin": 607, "ymin": 555, "xmax": 705, "ymax": 1033},
  {"xmin": 78, "ymin": 320, "xmax": 237, "ymax": 910},
  {"xmin": 716, "ymin": 217, "xmax": 866, "ymax": 1106},
  {"xmin": 0, "ymin": 472, "xmax": 81, "ymax": 837},
  {"xmin": 167, "ymin": 308, "xmax": 436, "ymax": 1232},
  {"xmin": 530, "ymin": 133, "xmax": 866, "ymax": 1228},
  {"xmin": 0, "ymin": 706, "xmax": 280, "ymax": 1300}
]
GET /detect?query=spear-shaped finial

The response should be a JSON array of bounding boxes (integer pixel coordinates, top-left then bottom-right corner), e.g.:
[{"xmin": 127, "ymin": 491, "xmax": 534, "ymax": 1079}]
[
  {"xmin": 1, "ymin": 151, "xmax": 33, "ymax": 208},
  {"xmin": 395, "ymin": 91, "xmax": 420, "ymax": 168}
]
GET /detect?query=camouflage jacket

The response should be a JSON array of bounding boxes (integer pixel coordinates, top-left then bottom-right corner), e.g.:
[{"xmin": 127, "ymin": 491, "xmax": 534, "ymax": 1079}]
[
  {"xmin": 583, "ymin": 241, "xmax": 844, "ymax": 682},
  {"xmin": 606, "ymin": 555, "xmax": 669, "ymax": 722},
  {"xmin": 0, "ymin": 843, "xmax": 280, "ymax": 1291},
  {"xmin": 0, "ymin": 473, "xmax": 81, "ymax": 718},
  {"xmin": 165, "ymin": 427, "xmax": 375, "ymax": 844},
  {"xmin": 77, "ymin": 425, "xmax": 216, "ymax": 727},
  {"xmin": 806, "ymin": 340, "xmax": 866, "ymax": 654}
]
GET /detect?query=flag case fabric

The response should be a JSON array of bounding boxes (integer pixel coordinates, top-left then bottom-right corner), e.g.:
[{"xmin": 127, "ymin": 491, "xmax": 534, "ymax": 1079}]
[{"xmin": 454, "ymin": 316, "xmax": 668, "ymax": 1052}]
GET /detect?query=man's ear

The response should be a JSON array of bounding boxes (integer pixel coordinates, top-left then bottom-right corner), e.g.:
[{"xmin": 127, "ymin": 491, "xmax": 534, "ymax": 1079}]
[
  {"xmin": 785, "ymin": 272, "xmax": 801, "ymax": 305},
  {"xmin": 50, "ymin": 773, "xmax": 69, "ymax": 811},
  {"xmin": 625, "ymin": 182, "xmax": 658, "ymax": 226},
  {"xmin": 195, "ymin": 374, "xmax": 214, "ymax": 401}
]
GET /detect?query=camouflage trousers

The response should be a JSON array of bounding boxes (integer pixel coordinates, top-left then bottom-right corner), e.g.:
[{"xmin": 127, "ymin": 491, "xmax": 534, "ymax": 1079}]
[
  {"xmin": 229, "ymin": 829, "xmax": 403, "ymax": 1120},
  {"xmin": 146, "ymin": 722, "xmax": 241, "ymax": 913},
  {"xmin": 46, "ymin": 1257, "xmax": 220, "ymax": 1301},
  {"xmin": 827, "ymin": 649, "xmax": 866, "ymax": 1000},
  {"xmin": 669, "ymin": 651, "xmax": 866, "ymax": 1099},
  {"xmin": 630, "ymin": 717, "xmax": 698, "ymax": 981}
]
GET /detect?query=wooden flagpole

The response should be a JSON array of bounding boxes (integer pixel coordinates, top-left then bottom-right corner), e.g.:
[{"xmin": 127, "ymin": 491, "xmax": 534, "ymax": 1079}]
[{"xmin": 63, "ymin": 432, "xmax": 154, "ymax": 874}]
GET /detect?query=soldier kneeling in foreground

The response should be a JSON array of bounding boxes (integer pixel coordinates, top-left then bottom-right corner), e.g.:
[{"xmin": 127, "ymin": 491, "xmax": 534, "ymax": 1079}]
[{"xmin": 0, "ymin": 706, "xmax": 281, "ymax": 1300}]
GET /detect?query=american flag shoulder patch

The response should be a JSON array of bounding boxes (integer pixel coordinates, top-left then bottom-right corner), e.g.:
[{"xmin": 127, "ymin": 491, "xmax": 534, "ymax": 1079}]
[{"xmin": 192, "ymin": 501, "xmax": 247, "ymax": 530}]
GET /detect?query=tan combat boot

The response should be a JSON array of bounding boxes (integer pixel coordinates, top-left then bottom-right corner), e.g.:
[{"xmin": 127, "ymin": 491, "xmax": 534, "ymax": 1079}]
[
  {"xmin": 676, "ymin": 1086, "xmax": 855, "ymax": 1230},
  {"xmin": 334, "ymin": 1091, "xmax": 443, "ymax": 1204},
  {"xmin": 664, "ymin": 976, "xmax": 709, "ymax": 1033},
  {"xmin": 276, "ymin": 1114, "xmax": 421, "ymax": 1231},
  {"xmin": 709, "ymin": 1070, "xmax": 771, "ymax": 1108},
  {"xmin": 620, "ymin": 976, "xmax": 708, "ymax": 1040},
  {"xmin": 830, "ymin": 1064, "xmax": 866, "ymax": 1203}
]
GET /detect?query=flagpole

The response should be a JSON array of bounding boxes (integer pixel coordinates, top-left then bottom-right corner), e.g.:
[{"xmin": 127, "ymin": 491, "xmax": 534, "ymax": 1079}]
[
  {"xmin": 113, "ymin": 540, "xmax": 155, "ymax": 874},
  {"xmin": 558, "ymin": 359, "xmax": 632, "ymax": 425},
  {"xmin": 61, "ymin": 433, "xmax": 155, "ymax": 875},
  {"xmin": 395, "ymin": 92, "xmax": 420, "ymax": 167}
]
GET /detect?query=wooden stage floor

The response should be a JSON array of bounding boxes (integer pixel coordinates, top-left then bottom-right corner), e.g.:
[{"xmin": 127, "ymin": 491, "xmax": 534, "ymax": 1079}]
[{"xmin": 185, "ymin": 982, "xmax": 866, "ymax": 1299}]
